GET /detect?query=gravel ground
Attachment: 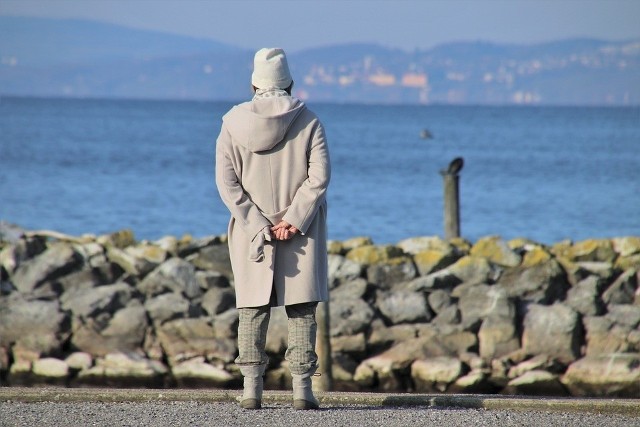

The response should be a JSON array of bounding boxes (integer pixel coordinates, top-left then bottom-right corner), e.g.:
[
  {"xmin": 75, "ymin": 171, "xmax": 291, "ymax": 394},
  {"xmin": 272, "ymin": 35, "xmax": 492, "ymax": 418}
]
[{"xmin": 1, "ymin": 401, "xmax": 639, "ymax": 427}]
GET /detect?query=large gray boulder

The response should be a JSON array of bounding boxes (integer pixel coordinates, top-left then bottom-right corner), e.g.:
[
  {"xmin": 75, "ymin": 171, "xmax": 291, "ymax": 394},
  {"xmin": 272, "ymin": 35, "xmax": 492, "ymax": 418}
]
[
  {"xmin": 137, "ymin": 258, "xmax": 201, "ymax": 299},
  {"xmin": 411, "ymin": 356, "xmax": 466, "ymax": 392},
  {"xmin": 331, "ymin": 278, "xmax": 368, "ymax": 300},
  {"xmin": 565, "ymin": 275, "xmax": 605, "ymax": 316},
  {"xmin": 144, "ymin": 292, "xmax": 190, "ymax": 324},
  {"xmin": 470, "ymin": 236, "xmax": 522, "ymax": 268},
  {"xmin": 366, "ymin": 257, "xmax": 417, "ymax": 289},
  {"xmin": 195, "ymin": 270, "xmax": 230, "ymax": 290},
  {"xmin": 353, "ymin": 337, "xmax": 430, "ymax": 391},
  {"xmin": 106, "ymin": 246, "xmax": 155, "ymax": 277},
  {"xmin": 562, "ymin": 353, "xmax": 640, "ymax": 397},
  {"xmin": 187, "ymin": 245, "xmax": 233, "ymax": 279},
  {"xmin": 498, "ymin": 259, "xmax": 569, "ymax": 304},
  {"xmin": 408, "ymin": 256, "xmax": 498, "ymax": 292},
  {"xmin": 431, "ymin": 305, "xmax": 462, "ymax": 332},
  {"xmin": 72, "ymin": 242, "xmax": 108, "ymax": 267},
  {"xmin": 339, "ymin": 236, "xmax": 372, "ymax": 251},
  {"xmin": 399, "ymin": 236, "xmax": 462, "ymax": 276},
  {"xmin": 124, "ymin": 243, "xmax": 168, "ymax": 270},
  {"xmin": 502, "ymin": 370, "xmax": 568, "ymax": 396},
  {"xmin": 412, "ymin": 249, "xmax": 460, "ymax": 277},
  {"xmin": 447, "ymin": 256, "xmax": 500, "ymax": 284},
  {"xmin": 368, "ymin": 321, "xmax": 423, "ymax": 351},
  {"xmin": 602, "ymin": 269, "xmax": 638, "ymax": 305},
  {"xmin": 331, "ymin": 333, "xmax": 367, "ymax": 356},
  {"xmin": 328, "ymin": 254, "xmax": 363, "ymax": 287},
  {"xmin": 157, "ymin": 318, "xmax": 236, "ymax": 365},
  {"xmin": 201, "ymin": 287, "xmax": 235, "ymax": 316},
  {"xmin": 606, "ymin": 304, "xmax": 640, "ymax": 329},
  {"xmin": 55, "ymin": 262, "xmax": 124, "ymax": 294},
  {"xmin": 561, "ymin": 261, "xmax": 609, "ymax": 287},
  {"xmin": 176, "ymin": 236, "xmax": 221, "ymax": 258},
  {"xmin": 376, "ymin": 290, "xmax": 431, "ymax": 324},
  {"xmin": 70, "ymin": 302, "xmax": 148, "ymax": 356},
  {"xmin": 522, "ymin": 303, "xmax": 582, "ymax": 364},
  {"xmin": 612, "ymin": 237, "xmax": 640, "ymax": 257},
  {"xmin": 10, "ymin": 243, "xmax": 82, "ymax": 293},
  {"xmin": 0, "ymin": 236, "xmax": 46, "ymax": 275},
  {"xmin": 61, "ymin": 282, "xmax": 133, "ymax": 318},
  {"xmin": 426, "ymin": 289, "xmax": 452, "ymax": 314},
  {"xmin": 0, "ymin": 294, "xmax": 67, "ymax": 355},
  {"xmin": 96, "ymin": 229, "xmax": 135, "ymax": 249},
  {"xmin": 329, "ymin": 296, "xmax": 375, "ymax": 337},
  {"xmin": 100, "ymin": 303, "xmax": 148, "ymax": 348},
  {"xmin": 583, "ymin": 316, "xmax": 632, "ymax": 355},
  {"xmin": 211, "ymin": 308, "xmax": 239, "ymax": 340},
  {"xmin": 556, "ymin": 239, "xmax": 616, "ymax": 263},
  {"xmin": 396, "ymin": 236, "xmax": 454, "ymax": 255},
  {"xmin": 457, "ymin": 284, "xmax": 514, "ymax": 330},
  {"xmin": 345, "ymin": 244, "xmax": 402, "ymax": 265},
  {"xmin": 437, "ymin": 330, "xmax": 478, "ymax": 356},
  {"xmin": 478, "ymin": 314, "xmax": 520, "ymax": 360}
]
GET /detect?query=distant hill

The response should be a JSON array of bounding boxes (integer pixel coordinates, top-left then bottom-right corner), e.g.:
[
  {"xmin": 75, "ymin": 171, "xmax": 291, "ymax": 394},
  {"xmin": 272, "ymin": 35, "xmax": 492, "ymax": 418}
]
[
  {"xmin": 0, "ymin": 16, "xmax": 237, "ymax": 66},
  {"xmin": 1, "ymin": 16, "xmax": 638, "ymax": 105}
]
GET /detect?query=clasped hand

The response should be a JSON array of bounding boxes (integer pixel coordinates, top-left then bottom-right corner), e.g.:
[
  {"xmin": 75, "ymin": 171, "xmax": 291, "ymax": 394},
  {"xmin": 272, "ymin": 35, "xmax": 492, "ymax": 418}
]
[{"xmin": 270, "ymin": 220, "xmax": 299, "ymax": 241}]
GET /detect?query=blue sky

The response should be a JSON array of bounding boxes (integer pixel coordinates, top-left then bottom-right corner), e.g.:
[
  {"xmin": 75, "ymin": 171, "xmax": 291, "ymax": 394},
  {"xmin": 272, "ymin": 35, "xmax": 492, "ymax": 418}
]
[{"xmin": 2, "ymin": 0, "xmax": 639, "ymax": 51}]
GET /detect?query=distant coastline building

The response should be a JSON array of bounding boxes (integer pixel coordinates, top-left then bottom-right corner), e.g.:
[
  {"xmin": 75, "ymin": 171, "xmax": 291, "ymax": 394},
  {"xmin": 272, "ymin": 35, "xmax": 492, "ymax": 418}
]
[
  {"xmin": 368, "ymin": 72, "xmax": 396, "ymax": 86},
  {"xmin": 402, "ymin": 72, "xmax": 430, "ymax": 104},
  {"xmin": 401, "ymin": 72, "xmax": 428, "ymax": 88}
]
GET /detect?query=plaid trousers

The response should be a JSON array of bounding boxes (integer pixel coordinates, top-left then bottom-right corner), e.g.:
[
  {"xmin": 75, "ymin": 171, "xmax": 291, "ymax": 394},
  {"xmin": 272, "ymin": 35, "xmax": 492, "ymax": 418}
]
[{"xmin": 236, "ymin": 302, "xmax": 318, "ymax": 376}]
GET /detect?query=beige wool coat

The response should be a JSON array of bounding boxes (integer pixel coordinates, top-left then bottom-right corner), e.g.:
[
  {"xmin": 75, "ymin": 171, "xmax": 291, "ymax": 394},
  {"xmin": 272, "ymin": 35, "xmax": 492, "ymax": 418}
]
[{"xmin": 215, "ymin": 96, "xmax": 330, "ymax": 308}]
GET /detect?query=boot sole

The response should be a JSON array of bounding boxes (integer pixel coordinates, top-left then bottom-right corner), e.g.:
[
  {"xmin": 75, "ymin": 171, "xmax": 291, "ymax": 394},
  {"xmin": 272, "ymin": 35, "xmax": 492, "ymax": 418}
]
[
  {"xmin": 293, "ymin": 399, "xmax": 319, "ymax": 410},
  {"xmin": 240, "ymin": 398, "xmax": 261, "ymax": 409}
]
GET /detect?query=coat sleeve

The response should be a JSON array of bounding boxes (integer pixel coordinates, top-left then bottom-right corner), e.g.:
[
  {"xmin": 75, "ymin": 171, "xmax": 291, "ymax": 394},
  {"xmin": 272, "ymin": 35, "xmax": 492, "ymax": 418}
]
[
  {"xmin": 215, "ymin": 127, "xmax": 272, "ymax": 238},
  {"xmin": 282, "ymin": 121, "xmax": 331, "ymax": 234}
]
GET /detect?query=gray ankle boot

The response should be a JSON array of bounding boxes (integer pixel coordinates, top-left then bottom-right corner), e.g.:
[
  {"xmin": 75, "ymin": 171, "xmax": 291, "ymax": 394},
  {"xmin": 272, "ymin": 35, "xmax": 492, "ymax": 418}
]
[
  {"xmin": 239, "ymin": 364, "xmax": 266, "ymax": 409},
  {"xmin": 291, "ymin": 370, "xmax": 320, "ymax": 410}
]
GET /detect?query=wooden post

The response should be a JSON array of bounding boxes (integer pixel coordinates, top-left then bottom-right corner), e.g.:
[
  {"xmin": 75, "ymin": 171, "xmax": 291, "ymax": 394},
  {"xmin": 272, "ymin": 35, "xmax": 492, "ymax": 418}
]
[
  {"xmin": 314, "ymin": 300, "xmax": 333, "ymax": 391},
  {"xmin": 440, "ymin": 157, "xmax": 464, "ymax": 240}
]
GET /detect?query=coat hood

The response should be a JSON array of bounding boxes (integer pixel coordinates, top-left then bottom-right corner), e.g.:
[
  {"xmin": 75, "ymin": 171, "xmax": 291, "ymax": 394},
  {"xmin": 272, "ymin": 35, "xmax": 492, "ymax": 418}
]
[{"xmin": 222, "ymin": 97, "xmax": 306, "ymax": 153}]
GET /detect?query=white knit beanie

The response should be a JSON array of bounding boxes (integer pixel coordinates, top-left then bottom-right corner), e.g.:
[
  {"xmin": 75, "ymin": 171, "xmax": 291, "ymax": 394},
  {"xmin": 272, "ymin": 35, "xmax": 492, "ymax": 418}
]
[{"xmin": 251, "ymin": 48, "xmax": 293, "ymax": 89}]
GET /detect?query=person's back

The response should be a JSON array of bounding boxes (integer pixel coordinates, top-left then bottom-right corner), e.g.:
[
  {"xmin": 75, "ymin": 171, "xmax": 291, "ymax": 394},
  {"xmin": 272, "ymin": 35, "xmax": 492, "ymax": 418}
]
[
  {"xmin": 215, "ymin": 48, "xmax": 330, "ymax": 410},
  {"xmin": 220, "ymin": 95, "xmax": 326, "ymax": 221}
]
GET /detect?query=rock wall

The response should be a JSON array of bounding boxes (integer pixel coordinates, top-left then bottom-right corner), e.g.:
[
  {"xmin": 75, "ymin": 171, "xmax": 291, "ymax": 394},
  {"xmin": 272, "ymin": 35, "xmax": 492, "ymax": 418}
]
[{"xmin": 1, "ymin": 223, "xmax": 639, "ymax": 397}]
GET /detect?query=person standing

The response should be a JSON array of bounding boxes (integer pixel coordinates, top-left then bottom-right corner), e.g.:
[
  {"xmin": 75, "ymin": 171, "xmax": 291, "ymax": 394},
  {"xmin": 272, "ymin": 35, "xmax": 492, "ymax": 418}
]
[{"xmin": 215, "ymin": 48, "xmax": 330, "ymax": 410}]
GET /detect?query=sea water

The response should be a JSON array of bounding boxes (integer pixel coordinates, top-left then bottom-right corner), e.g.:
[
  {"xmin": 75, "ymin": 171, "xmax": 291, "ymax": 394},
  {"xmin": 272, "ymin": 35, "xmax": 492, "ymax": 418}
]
[{"xmin": 1, "ymin": 97, "xmax": 638, "ymax": 244}]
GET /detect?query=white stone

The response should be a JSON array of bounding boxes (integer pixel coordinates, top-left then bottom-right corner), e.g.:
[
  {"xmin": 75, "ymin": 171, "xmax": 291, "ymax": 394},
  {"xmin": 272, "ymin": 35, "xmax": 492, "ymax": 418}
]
[
  {"xmin": 32, "ymin": 358, "xmax": 69, "ymax": 378},
  {"xmin": 171, "ymin": 359, "xmax": 233, "ymax": 383},
  {"xmin": 65, "ymin": 352, "xmax": 93, "ymax": 371},
  {"xmin": 411, "ymin": 357, "xmax": 464, "ymax": 384}
]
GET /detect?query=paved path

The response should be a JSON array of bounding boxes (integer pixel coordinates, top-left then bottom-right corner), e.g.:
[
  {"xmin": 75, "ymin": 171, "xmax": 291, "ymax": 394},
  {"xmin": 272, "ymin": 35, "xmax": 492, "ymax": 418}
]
[{"xmin": 1, "ymin": 388, "xmax": 639, "ymax": 427}]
